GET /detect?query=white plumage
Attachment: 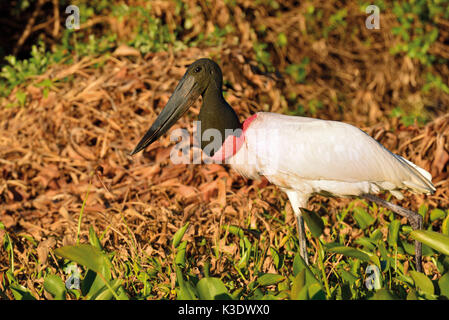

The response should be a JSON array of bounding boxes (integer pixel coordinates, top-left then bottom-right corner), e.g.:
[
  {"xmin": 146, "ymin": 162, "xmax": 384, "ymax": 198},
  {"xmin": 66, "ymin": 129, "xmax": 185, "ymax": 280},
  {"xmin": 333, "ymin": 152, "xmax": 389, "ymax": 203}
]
[
  {"xmin": 229, "ymin": 112, "xmax": 435, "ymax": 205},
  {"xmin": 228, "ymin": 112, "xmax": 434, "ymax": 266}
]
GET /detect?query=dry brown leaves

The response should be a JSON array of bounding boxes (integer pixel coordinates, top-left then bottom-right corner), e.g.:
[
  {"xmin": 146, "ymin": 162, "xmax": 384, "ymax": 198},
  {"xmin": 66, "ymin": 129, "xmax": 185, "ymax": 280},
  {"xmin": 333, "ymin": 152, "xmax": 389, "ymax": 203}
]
[
  {"xmin": 0, "ymin": 46, "xmax": 447, "ymax": 276},
  {"xmin": 1, "ymin": 0, "xmax": 449, "ymax": 280}
]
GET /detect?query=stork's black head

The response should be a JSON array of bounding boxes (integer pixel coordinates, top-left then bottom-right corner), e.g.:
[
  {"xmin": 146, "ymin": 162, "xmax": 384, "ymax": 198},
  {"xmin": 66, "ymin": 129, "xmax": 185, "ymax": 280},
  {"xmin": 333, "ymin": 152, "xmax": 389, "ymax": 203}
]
[
  {"xmin": 188, "ymin": 58, "xmax": 224, "ymax": 94},
  {"xmin": 130, "ymin": 58, "xmax": 240, "ymax": 156}
]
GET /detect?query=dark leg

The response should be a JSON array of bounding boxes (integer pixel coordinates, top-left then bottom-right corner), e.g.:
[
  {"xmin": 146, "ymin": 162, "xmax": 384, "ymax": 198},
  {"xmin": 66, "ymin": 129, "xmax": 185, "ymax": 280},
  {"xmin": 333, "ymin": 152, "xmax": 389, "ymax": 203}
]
[
  {"xmin": 361, "ymin": 194, "xmax": 423, "ymax": 272},
  {"xmin": 297, "ymin": 209, "xmax": 309, "ymax": 265}
]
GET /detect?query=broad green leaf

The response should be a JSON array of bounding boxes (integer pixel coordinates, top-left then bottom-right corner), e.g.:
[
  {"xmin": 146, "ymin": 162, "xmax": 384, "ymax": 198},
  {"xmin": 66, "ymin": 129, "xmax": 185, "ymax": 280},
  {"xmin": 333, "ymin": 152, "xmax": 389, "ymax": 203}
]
[
  {"xmin": 418, "ymin": 204, "xmax": 428, "ymax": 219},
  {"xmin": 291, "ymin": 270, "xmax": 308, "ymax": 300},
  {"xmin": 339, "ymin": 269, "xmax": 358, "ymax": 285},
  {"xmin": 353, "ymin": 207, "xmax": 375, "ymax": 230},
  {"xmin": 301, "ymin": 208, "xmax": 324, "ymax": 238},
  {"xmin": 95, "ymin": 279, "xmax": 125, "ymax": 300},
  {"xmin": 116, "ymin": 286, "xmax": 130, "ymax": 300},
  {"xmin": 256, "ymin": 273, "xmax": 284, "ymax": 286},
  {"xmin": 335, "ymin": 283, "xmax": 352, "ymax": 300},
  {"xmin": 430, "ymin": 209, "xmax": 446, "ymax": 222},
  {"xmin": 175, "ymin": 241, "xmax": 187, "ymax": 268},
  {"xmin": 292, "ymin": 253, "xmax": 320, "ymax": 286},
  {"xmin": 293, "ymin": 254, "xmax": 307, "ymax": 276},
  {"xmin": 409, "ymin": 271, "xmax": 434, "ymax": 295},
  {"xmin": 176, "ymin": 268, "xmax": 197, "ymax": 300},
  {"xmin": 82, "ymin": 270, "xmax": 108, "ymax": 299},
  {"xmin": 173, "ymin": 222, "xmax": 190, "ymax": 248},
  {"xmin": 370, "ymin": 229, "xmax": 383, "ymax": 242},
  {"xmin": 43, "ymin": 274, "xmax": 67, "ymax": 300},
  {"xmin": 370, "ymin": 288, "xmax": 399, "ymax": 300},
  {"xmin": 400, "ymin": 239, "xmax": 434, "ymax": 256},
  {"xmin": 388, "ymin": 220, "xmax": 401, "ymax": 247},
  {"xmin": 196, "ymin": 277, "xmax": 231, "ymax": 300},
  {"xmin": 9, "ymin": 283, "xmax": 36, "ymax": 300},
  {"xmin": 365, "ymin": 251, "xmax": 381, "ymax": 269},
  {"xmin": 327, "ymin": 246, "xmax": 371, "ymax": 262},
  {"xmin": 354, "ymin": 237, "xmax": 376, "ymax": 251},
  {"xmin": 54, "ymin": 244, "xmax": 112, "ymax": 280},
  {"xmin": 230, "ymin": 288, "xmax": 243, "ymax": 300},
  {"xmin": 410, "ymin": 230, "xmax": 449, "ymax": 256},
  {"xmin": 261, "ymin": 293, "xmax": 280, "ymax": 300},
  {"xmin": 377, "ymin": 240, "xmax": 389, "ymax": 261},
  {"xmin": 55, "ymin": 244, "xmax": 124, "ymax": 299},
  {"xmin": 438, "ymin": 272, "xmax": 449, "ymax": 298},
  {"xmin": 406, "ymin": 289, "xmax": 419, "ymax": 300},
  {"xmin": 270, "ymin": 247, "xmax": 281, "ymax": 270},
  {"xmin": 308, "ymin": 283, "xmax": 326, "ymax": 300},
  {"xmin": 177, "ymin": 283, "xmax": 198, "ymax": 300},
  {"xmin": 251, "ymin": 287, "xmax": 265, "ymax": 299}
]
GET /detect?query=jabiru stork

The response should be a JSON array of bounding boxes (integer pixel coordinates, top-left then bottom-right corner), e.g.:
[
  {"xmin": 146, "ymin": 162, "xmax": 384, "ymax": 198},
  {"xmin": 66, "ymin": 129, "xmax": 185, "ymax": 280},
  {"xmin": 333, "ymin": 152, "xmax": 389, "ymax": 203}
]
[{"xmin": 131, "ymin": 58, "xmax": 435, "ymax": 272}]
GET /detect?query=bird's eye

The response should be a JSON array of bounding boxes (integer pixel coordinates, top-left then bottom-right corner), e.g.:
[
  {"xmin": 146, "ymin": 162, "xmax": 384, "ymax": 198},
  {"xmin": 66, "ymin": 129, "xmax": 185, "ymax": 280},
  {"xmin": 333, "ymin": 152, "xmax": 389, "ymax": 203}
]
[{"xmin": 194, "ymin": 66, "xmax": 202, "ymax": 73}]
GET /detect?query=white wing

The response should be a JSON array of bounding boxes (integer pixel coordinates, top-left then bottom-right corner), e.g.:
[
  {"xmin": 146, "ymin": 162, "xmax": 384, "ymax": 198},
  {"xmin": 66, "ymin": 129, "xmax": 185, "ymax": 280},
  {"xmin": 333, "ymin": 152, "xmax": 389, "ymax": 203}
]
[{"xmin": 230, "ymin": 112, "xmax": 435, "ymax": 197}]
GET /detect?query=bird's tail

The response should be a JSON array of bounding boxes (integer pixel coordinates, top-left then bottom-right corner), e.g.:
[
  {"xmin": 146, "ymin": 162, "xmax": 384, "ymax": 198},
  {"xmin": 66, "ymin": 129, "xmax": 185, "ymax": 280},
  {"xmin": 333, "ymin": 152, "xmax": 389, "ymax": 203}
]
[{"xmin": 396, "ymin": 155, "xmax": 436, "ymax": 195}]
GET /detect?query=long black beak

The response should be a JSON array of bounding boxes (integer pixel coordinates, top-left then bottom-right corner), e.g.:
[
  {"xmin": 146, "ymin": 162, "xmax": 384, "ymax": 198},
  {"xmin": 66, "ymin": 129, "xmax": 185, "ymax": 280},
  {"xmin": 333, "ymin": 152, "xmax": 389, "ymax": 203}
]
[{"xmin": 130, "ymin": 74, "xmax": 200, "ymax": 155}]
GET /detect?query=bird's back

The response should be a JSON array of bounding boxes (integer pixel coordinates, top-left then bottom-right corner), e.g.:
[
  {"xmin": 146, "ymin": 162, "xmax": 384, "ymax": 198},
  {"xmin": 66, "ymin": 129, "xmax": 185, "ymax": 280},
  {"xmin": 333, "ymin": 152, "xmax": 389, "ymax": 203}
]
[{"xmin": 229, "ymin": 112, "xmax": 435, "ymax": 198}]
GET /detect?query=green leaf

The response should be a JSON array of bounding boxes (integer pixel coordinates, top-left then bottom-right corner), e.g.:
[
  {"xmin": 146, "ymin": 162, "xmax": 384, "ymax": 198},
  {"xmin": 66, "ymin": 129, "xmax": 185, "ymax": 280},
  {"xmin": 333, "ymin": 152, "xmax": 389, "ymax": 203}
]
[
  {"xmin": 269, "ymin": 247, "xmax": 282, "ymax": 270},
  {"xmin": 230, "ymin": 287, "xmax": 243, "ymax": 300},
  {"xmin": 175, "ymin": 241, "xmax": 187, "ymax": 268},
  {"xmin": 82, "ymin": 270, "xmax": 108, "ymax": 299},
  {"xmin": 418, "ymin": 204, "xmax": 427, "ymax": 219},
  {"xmin": 89, "ymin": 226, "xmax": 102, "ymax": 250},
  {"xmin": 257, "ymin": 273, "xmax": 285, "ymax": 286},
  {"xmin": 308, "ymin": 283, "xmax": 326, "ymax": 300},
  {"xmin": 409, "ymin": 271, "xmax": 434, "ymax": 295},
  {"xmin": 54, "ymin": 244, "xmax": 112, "ymax": 280},
  {"xmin": 354, "ymin": 237, "xmax": 376, "ymax": 251},
  {"xmin": 388, "ymin": 220, "xmax": 401, "ymax": 247},
  {"xmin": 406, "ymin": 289, "xmax": 419, "ymax": 300},
  {"xmin": 302, "ymin": 208, "xmax": 324, "ymax": 238},
  {"xmin": 237, "ymin": 245, "xmax": 251, "ymax": 269},
  {"xmin": 175, "ymin": 267, "xmax": 197, "ymax": 300},
  {"xmin": 400, "ymin": 239, "xmax": 434, "ymax": 256},
  {"xmin": 196, "ymin": 277, "xmax": 232, "ymax": 300},
  {"xmin": 293, "ymin": 254, "xmax": 308, "ymax": 276},
  {"xmin": 222, "ymin": 225, "xmax": 244, "ymax": 238},
  {"xmin": 292, "ymin": 253, "xmax": 320, "ymax": 287},
  {"xmin": 291, "ymin": 270, "xmax": 308, "ymax": 300},
  {"xmin": 327, "ymin": 246, "xmax": 371, "ymax": 262},
  {"xmin": 43, "ymin": 274, "xmax": 67, "ymax": 300},
  {"xmin": 277, "ymin": 32, "xmax": 288, "ymax": 47},
  {"xmin": 370, "ymin": 229, "xmax": 383, "ymax": 242},
  {"xmin": 173, "ymin": 222, "xmax": 190, "ymax": 248},
  {"xmin": 370, "ymin": 288, "xmax": 399, "ymax": 300},
  {"xmin": 15, "ymin": 90, "xmax": 27, "ymax": 106},
  {"xmin": 442, "ymin": 215, "xmax": 449, "ymax": 236},
  {"xmin": 115, "ymin": 286, "xmax": 130, "ymax": 300},
  {"xmin": 9, "ymin": 283, "xmax": 36, "ymax": 300},
  {"xmin": 353, "ymin": 207, "xmax": 376, "ymax": 229},
  {"xmin": 94, "ymin": 279, "xmax": 127, "ymax": 300},
  {"xmin": 430, "ymin": 209, "xmax": 446, "ymax": 222},
  {"xmin": 438, "ymin": 272, "xmax": 449, "ymax": 298},
  {"xmin": 339, "ymin": 269, "xmax": 358, "ymax": 285},
  {"xmin": 177, "ymin": 282, "xmax": 198, "ymax": 300},
  {"xmin": 410, "ymin": 230, "xmax": 449, "ymax": 256}
]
